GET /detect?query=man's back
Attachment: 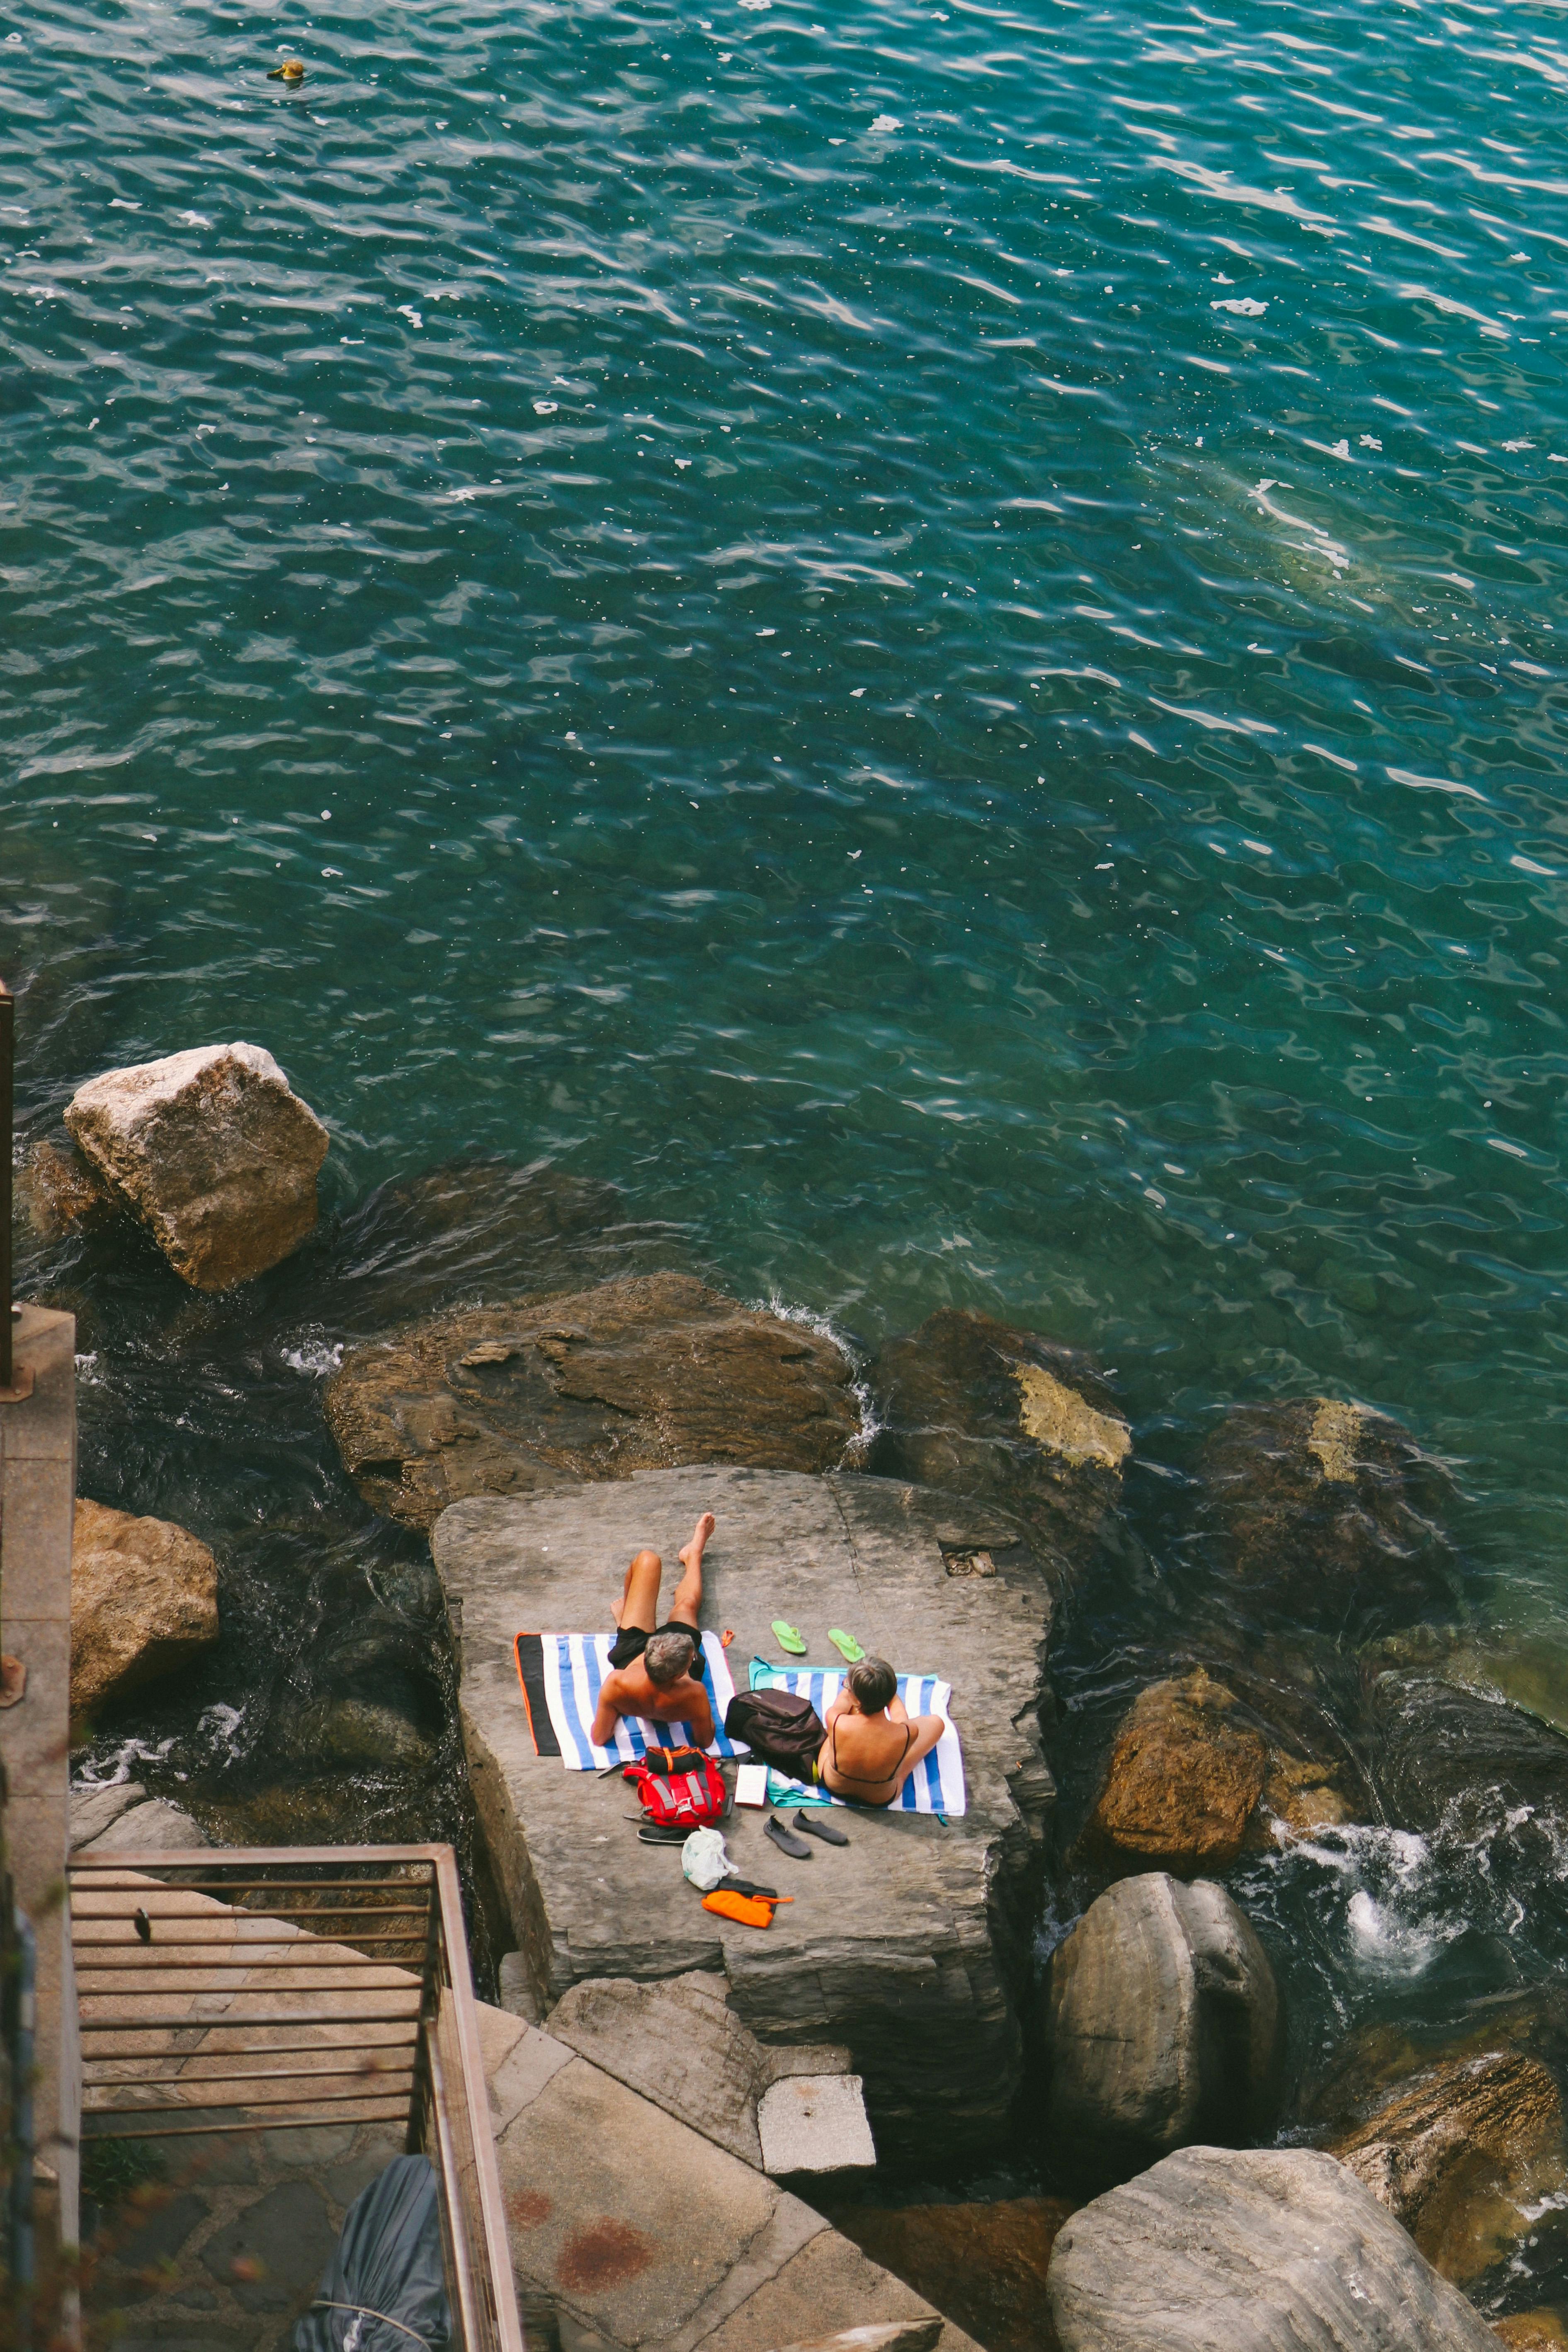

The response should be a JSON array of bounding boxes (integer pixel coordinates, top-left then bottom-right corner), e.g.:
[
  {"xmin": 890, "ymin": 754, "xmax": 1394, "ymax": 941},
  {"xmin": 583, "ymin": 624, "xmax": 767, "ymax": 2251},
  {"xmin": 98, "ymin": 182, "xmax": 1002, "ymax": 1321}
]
[{"xmin": 594, "ymin": 1656, "xmax": 714, "ymax": 1748}]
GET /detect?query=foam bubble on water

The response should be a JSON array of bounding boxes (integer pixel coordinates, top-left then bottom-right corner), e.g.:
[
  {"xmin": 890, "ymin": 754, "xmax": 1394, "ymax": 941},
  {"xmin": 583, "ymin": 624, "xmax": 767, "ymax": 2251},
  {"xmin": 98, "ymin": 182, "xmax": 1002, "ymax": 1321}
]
[
  {"xmin": 760, "ymin": 1291, "xmax": 879, "ymax": 1455},
  {"xmin": 197, "ymin": 1702, "xmax": 247, "ymax": 1759},
  {"xmin": 282, "ymin": 1337, "xmax": 344, "ymax": 1376},
  {"xmin": 73, "ymin": 1734, "xmax": 176, "ymax": 1792},
  {"xmin": 1249, "ymin": 1820, "xmax": 1463, "ymax": 1983}
]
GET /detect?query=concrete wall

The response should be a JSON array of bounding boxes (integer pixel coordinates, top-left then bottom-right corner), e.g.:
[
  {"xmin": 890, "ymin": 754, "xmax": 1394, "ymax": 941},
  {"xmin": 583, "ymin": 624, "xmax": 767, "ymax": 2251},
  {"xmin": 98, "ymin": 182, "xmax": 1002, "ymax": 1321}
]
[{"xmin": 0, "ymin": 1303, "xmax": 80, "ymax": 2248}]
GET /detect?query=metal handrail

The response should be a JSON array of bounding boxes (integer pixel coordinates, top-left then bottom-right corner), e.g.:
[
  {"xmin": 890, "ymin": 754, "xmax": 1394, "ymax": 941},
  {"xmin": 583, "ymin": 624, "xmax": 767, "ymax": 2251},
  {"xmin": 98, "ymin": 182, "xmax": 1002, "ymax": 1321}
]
[{"xmin": 70, "ymin": 1843, "xmax": 524, "ymax": 2352}]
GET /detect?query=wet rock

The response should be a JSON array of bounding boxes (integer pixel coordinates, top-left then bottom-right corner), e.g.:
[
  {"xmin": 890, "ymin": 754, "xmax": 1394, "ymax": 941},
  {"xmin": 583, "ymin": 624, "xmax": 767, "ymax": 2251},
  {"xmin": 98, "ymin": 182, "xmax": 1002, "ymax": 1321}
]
[
  {"xmin": 1080, "ymin": 1669, "xmax": 1360, "ymax": 1873},
  {"xmin": 1369, "ymin": 1672, "xmax": 1568, "ymax": 1893},
  {"xmin": 326, "ymin": 1272, "xmax": 863, "ymax": 1533},
  {"xmin": 1045, "ymin": 2144, "xmax": 1500, "ymax": 2350},
  {"xmin": 1046, "ymin": 1874, "xmax": 1280, "ymax": 2176},
  {"xmin": 1081, "ymin": 1671, "xmax": 1266, "ymax": 1871},
  {"xmin": 833, "ymin": 2197, "xmax": 1076, "ymax": 2352},
  {"xmin": 75, "ymin": 1794, "xmax": 211, "ymax": 1854},
  {"xmin": 276, "ymin": 1696, "xmax": 436, "ymax": 1774},
  {"xmin": 1197, "ymin": 1396, "xmax": 1459, "ymax": 1639},
  {"xmin": 1325, "ymin": 2049, "xmax": 1566, "ymax": 2285},
  {"xmin": 65, "ymin": 1042, "xmax": 330, "ymax": 1291},
  {"xmin": 19, "ymin": 1133, "xmax": 118, "ymax": 1238},
  {"xmin": 867, "ymin": 1309, "xmax": 1135, "ymax": 1568},
  {"xmin": 1494, "ymin": 2316, "xmax": 1568, "ymax": 2350},
  {"xmin": 71, "ymin": 1498, "xmax": 219, "ymax": 1716}
]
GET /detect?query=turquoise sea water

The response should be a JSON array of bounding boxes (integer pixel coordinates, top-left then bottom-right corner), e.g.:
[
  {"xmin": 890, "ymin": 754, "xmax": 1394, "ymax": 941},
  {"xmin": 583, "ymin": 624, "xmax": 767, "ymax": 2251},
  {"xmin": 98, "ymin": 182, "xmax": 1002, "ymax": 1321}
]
[{"xmin": 7, "ymin": 0, "xmax": 1568, "ymax": 2212}]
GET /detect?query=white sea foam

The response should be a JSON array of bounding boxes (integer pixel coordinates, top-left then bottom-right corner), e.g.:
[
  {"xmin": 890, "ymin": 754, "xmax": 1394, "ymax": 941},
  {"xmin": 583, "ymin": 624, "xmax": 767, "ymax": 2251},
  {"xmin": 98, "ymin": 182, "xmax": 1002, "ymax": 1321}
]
[{"xmin": 282, "ymin": 1337, "xmax": 344, "ymax": 1376}]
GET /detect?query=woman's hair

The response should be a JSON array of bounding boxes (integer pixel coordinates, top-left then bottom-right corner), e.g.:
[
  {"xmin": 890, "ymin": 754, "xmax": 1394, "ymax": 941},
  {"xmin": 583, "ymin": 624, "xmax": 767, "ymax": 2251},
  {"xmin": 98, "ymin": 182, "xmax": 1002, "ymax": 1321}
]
[
  {"xmin": 847, "ymin": 1656, "xmax": 897, "ymax": 1712},
  {"xmin": 645, "ymin": 1631, "xmax": 696, "ymax": 1688}
]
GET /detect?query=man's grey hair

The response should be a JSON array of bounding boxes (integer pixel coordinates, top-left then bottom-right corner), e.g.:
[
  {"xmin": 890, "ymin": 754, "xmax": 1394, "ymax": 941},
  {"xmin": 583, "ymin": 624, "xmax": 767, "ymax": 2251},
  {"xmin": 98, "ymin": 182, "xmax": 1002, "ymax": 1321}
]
[{"xmin": 645, "ymin": 1631, "xmax": 696, "ymax": 1689}]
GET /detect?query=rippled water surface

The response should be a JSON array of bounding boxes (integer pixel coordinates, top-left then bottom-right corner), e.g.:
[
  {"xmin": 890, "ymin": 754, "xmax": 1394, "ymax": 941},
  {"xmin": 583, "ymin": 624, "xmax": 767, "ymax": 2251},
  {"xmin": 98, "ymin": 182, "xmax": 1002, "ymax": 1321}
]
[{"xmin": 7, "ymin": 0, "xmax": 1568, "ymax": 2209}]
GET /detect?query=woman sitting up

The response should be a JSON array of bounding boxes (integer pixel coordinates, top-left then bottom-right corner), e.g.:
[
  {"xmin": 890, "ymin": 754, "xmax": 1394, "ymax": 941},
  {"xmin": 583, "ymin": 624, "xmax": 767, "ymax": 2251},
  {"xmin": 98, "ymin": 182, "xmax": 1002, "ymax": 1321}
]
[{"xmin": 816, "ymin": 1656, "xmax": 947, "ymax": 1807}]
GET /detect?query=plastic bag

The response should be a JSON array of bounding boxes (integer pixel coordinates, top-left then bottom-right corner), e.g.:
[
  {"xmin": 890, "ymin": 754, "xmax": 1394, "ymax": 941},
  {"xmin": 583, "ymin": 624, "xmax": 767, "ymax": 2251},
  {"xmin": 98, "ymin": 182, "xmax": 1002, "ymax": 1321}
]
[
  {"xmin": 682, "ymin": 1827, "xmax": 732, "ymax": 1891},
  {"xmin": 291, "ymin": 2154, "xmax": 451, "ymax": 2351}
]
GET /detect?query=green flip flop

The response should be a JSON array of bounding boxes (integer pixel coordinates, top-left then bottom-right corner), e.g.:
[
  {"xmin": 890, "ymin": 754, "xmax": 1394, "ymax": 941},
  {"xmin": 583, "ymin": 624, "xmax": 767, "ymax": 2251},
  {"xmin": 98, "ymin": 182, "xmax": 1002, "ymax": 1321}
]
[
  {"xmin": 827, "ymin": 1629, "xmax": 866, "ymax": 1664},
  {"xmin": 771, "ymin": 1619, "xmax": 808, "ymax": 1656}
]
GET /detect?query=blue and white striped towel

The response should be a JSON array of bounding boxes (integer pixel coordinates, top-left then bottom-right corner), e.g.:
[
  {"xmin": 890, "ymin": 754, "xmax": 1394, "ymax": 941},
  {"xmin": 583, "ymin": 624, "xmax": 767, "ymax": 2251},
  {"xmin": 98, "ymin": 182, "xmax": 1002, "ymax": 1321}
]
[
  {"xmin": 539, "ymin": 1632, "xmax": 744, "ymax": 1769},
  {"xmin": 750, "ymin": 1662, "xmax": 966, "ymax": 1816}
]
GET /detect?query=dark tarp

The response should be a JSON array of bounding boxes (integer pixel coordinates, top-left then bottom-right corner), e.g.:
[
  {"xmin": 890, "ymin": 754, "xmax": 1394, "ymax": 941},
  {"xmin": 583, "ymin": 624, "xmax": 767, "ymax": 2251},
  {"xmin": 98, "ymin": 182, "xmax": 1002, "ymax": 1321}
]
[{"xmin": 292, "ymin": 2154, "xmax": 453, "ymax": 2352}]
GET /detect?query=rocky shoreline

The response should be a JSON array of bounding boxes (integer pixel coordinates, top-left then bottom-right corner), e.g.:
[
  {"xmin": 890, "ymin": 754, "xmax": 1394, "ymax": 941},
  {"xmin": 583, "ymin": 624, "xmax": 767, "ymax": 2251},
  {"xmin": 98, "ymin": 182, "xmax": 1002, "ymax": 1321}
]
[{"xmin": 32, "ymin": 1043, "xmax": 1568, "ymax": 2345}]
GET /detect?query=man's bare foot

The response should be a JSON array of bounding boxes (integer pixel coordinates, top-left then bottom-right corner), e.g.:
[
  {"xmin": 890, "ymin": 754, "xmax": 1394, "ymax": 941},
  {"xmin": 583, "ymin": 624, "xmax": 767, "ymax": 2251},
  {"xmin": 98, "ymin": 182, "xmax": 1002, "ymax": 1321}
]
[{"xmin": 680, "ymin": 1511, "xmax": 716, "ymax": 1575}]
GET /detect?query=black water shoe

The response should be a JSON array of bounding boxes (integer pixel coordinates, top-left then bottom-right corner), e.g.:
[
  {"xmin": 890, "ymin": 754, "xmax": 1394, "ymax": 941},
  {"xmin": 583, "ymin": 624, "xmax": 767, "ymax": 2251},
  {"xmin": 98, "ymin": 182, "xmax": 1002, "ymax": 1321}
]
[
  {"xmin": 794, "ymin": 1807, "xmax": 850, "ymax": 1847},
  {"xmin": 764, "ymin": 1815, "xmax": 813, "ymax": 1860}
]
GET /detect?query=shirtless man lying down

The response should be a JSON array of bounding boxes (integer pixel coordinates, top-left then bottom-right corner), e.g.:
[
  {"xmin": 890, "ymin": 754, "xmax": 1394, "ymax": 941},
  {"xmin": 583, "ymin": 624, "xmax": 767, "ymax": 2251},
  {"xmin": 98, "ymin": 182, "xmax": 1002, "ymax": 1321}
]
[{"xmin": 589, "ymin": 1511, "xmax": 716, "ymax": 1750}]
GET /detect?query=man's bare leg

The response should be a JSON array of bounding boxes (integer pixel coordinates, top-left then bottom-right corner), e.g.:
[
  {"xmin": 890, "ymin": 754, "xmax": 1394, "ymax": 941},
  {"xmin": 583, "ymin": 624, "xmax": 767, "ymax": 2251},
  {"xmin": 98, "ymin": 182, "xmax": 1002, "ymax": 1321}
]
[
  {"xmin": 668, "ymin": 1511, "xmax": 715, "ymax": 1626},
  {"xmin": 612, "ymin": 1549, "xmax": 663, "ymax": 1631}
]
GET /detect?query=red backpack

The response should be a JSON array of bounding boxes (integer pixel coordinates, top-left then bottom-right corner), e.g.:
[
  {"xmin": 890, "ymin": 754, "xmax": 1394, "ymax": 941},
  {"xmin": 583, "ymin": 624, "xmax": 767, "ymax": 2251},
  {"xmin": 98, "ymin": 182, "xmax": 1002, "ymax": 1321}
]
[{"xmin": 623, "ymin": 1752, "xmax": 728, "ymax": 1830}]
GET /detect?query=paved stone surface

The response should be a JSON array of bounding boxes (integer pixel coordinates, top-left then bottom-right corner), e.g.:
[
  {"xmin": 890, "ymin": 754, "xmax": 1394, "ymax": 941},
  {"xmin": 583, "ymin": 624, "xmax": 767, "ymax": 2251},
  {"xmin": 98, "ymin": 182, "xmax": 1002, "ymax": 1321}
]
[
  {"xmin": 757, "ymin": 2075, "xmax": 876, "ymax": 2176},
  {"xmin": 436, "ymin": 1464, "xmax": 1056, "ymax": 2165},
  {"xmin": 546, "ymin": 1970, "xmax": 856, "ymax": 2169},
  {"xmin": 199, "ymin": 2180, "xmax": 339, "ymax": 2313},
  {"xmin": 484, "ymin": 2004, "xmax": 979, "ymax": 2352}
]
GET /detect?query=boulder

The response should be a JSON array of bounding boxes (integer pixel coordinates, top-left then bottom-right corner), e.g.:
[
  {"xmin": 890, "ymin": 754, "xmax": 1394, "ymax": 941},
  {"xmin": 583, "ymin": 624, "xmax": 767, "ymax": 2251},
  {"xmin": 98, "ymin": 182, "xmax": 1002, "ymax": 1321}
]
[
  {"xmin": 834, "ymin": 2197, "xmax": 1077, "ymax": 2352},
  {"xmin": 1080, "ymin": 1669, "xmax": 1358, "ymax": 1873},
  {"xmin": 70, "ymin": 1498, "xmax": 219, "ymax": 1716},
  {"xmin": 1369, "ymin": 1672, "xmax": 1568, "ymax": 1899},
  {"xmin": 1197, "ymin": 1398, "xmax": 1458, "ymax": 1639},
  {"xmin": 868, "ymin": 1309, "xmax": 1136, "ymax": 1569},
  {"xmin": 73, "ymin": 1793, "xmax": 211, "ymax": 1854},
  {"xmin": 434, "ymin": 1465, "xmax": 1056, "ymax": 2168},
  {"xmin": 1046, "ymin": 1875, "xmax": 1279, "ymax": 2175},
  {"xmin": 325, "ymin": 1272, "xmax": 864, "ymax": 1533},
  {"xmin": 1326, "ymin": 2049, "xmax": 1566, "ymax": 2284},
  {"xmin": 1045, "ymin": 2144, "xmax": 1500, "ymax": 2350},
  {"xmin": 64, "ymin": 1041, "xmax": 329, "ymax": 1291}
]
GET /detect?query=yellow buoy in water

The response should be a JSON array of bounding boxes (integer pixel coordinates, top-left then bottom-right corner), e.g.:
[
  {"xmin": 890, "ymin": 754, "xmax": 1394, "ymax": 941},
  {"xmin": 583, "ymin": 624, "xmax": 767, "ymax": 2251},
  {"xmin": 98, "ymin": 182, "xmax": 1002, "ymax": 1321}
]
[{"xmin": 267, "ymin": 57, "xmax": 306, "ymax": 81}]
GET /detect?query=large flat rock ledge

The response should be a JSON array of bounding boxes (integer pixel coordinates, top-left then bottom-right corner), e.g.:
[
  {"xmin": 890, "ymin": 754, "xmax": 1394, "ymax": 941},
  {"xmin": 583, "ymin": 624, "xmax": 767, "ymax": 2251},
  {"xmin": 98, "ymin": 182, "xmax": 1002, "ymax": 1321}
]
[{"xmin": 434, "ymin": 1466, "xmax": 1056, "ymax": 2168}]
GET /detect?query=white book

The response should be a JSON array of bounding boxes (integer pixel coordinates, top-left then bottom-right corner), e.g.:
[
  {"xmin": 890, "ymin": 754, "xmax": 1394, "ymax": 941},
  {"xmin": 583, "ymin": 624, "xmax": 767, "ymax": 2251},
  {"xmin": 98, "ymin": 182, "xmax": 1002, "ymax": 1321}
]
[{"xmin": 733, "ymin": 1762, "xmax": 769, "ymax": 1808}]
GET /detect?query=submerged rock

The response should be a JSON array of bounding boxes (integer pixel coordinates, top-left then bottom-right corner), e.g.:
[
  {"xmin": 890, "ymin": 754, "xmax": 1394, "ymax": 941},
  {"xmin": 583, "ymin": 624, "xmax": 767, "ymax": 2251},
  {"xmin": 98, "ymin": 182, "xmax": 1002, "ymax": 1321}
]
[
  {"xmin": 1369, "ymin": 1671, "xmax": 1568, "ymax": 1891},
  {"xmin": 70, "ymin": 1498, "xmax": 219, "ymax": 1716},
  {"xmin": 64, "ymin": 1042, "xmax": 330, "ymax": 1291},
  {"xmin": 1325, "ymin": 2049, "xmax": 1566, "ymax": 2286},
  {"xmin": 834, "ymin": 2196, "xmax": 1077, "ymax": 2352},
  {"xmin": 1045, "ymin": 2145, "xmax": 1499, "ymax": 2351},
  {"xmin": 1046, "ymin": 1874, "xmax": 1279, "ymax": 2176},
  {"xmin": 868, "ymin": 1308, "xmax": 1135, "ymax": 1568},
  {"xmin": 1080, "ymin": 1668, "xmax": 1359, "ymax": 1874},
  {"xmin": 276, "ymin": 1695, "xmax": 437, "ymax": 1774},
  {"xmin": 1197, "ymin": 1396, "xmax": 1459, "ymax": 1639},
  {"xmin": 325, "ymin": 1271, "xmax": 864, "ymax": 1532},
  {"xmin": 19, "ymin": 1134, "xmax": 118, "ymax": 1238},
  {"xmin": 324, "ymin": 1155, "xmax": 645, "ymax": 1333}
]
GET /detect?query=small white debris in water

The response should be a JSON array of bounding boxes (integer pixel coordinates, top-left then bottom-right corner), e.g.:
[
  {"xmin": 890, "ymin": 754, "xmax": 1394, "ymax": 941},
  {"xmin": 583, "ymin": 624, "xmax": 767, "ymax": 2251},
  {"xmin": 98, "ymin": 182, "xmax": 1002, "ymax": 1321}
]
[{"xmin": 1211, "ymin": 296, "xmax": 1267, "ymax": 316}]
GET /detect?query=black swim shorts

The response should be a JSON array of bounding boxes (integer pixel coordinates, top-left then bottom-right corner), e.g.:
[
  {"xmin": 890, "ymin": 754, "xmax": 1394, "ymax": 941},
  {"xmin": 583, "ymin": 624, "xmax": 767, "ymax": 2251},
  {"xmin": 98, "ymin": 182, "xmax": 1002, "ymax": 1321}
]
[{"xmin": 607, "ymin": 1620, "xmax": 708, "ymax": 1679}]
